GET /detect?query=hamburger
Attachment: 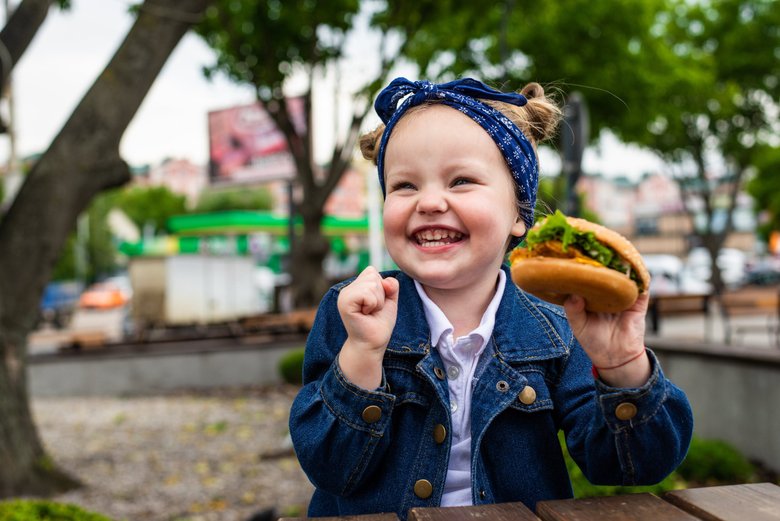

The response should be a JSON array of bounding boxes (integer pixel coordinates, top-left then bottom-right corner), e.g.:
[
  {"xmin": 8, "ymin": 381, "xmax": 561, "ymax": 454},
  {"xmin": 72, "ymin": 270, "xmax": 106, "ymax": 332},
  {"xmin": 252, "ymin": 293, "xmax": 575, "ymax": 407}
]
[{"xmin": 509, "ymin": 210, "xmax": 650, "ymax": 313}]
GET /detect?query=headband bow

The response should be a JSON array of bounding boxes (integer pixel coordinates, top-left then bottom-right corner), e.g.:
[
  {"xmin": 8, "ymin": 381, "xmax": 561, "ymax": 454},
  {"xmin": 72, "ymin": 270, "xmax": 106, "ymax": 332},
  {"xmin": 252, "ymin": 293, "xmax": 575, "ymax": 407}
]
[{"xmin": 374, "ymin": 77, "xmax": 538, "ymax": 247}]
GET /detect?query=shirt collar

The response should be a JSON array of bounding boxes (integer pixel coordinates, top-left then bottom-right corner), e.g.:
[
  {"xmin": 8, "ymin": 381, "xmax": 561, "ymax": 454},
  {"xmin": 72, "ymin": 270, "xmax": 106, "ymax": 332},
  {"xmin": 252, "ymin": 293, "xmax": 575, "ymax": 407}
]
[{"xmin": 413, "ymin": 270, "xmax": 506, "ymax": 349}]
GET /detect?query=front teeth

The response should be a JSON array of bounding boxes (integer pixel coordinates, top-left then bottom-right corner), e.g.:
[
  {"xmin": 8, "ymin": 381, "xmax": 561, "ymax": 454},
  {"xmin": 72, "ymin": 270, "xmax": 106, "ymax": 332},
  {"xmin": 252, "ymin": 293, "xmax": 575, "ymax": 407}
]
[{"xmin": 415, "ymin": 229, "xmax": 463, "ymax": 246}]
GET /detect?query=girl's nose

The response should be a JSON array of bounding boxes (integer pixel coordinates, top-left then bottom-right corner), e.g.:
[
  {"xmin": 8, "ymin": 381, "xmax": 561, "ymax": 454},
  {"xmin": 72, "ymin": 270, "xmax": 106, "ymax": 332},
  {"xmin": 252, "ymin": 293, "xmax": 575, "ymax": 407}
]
[{"xmin": 416, "ymin": 189, "xmax": 448, "ymax": 214}]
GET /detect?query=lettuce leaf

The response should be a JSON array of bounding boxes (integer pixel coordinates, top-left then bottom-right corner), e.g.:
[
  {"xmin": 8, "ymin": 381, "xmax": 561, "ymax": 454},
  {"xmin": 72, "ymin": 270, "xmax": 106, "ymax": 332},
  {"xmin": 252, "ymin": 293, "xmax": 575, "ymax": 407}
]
[{"xmin": 525, "ymin": 210, "xmax": 637, "ymax": 284}]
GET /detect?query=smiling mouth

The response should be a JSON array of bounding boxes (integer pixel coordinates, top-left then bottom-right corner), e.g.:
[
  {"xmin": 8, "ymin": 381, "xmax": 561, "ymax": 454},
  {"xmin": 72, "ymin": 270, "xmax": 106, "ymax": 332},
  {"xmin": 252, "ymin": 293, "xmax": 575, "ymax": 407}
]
[{"xmin": 414, "ymin": 228, "xmax": 465, "ymax": 247}]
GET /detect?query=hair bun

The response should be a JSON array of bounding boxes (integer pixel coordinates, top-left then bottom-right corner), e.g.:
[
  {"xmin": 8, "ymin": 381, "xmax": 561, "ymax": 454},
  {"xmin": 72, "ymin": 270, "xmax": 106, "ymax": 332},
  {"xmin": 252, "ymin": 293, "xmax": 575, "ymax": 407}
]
[
  {"xmin": 359, "ymin": 125, "xmax": 384, "ymax": 164},
  {"xmin": 521, "ymin": 82, "xmax": 544, "ymax": 100}
]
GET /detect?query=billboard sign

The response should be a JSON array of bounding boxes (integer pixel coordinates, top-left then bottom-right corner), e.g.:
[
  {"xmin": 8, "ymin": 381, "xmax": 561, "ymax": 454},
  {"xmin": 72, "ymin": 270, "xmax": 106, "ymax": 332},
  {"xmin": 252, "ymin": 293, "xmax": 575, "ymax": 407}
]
[{"xmin": 207, "ymin": 98, "xmax": 305, "ymax": 185}]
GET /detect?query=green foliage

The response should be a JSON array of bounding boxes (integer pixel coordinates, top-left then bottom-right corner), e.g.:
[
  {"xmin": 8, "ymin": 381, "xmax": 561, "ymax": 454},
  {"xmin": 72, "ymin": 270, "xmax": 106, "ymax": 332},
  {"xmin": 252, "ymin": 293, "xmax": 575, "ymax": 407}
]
[
  {"xmin": 113, "ymin": 186, "xmax": 187, "ymax": 235},
  {"xmin": 195, "ymin": 186, "xmax": 274, "ymax": 213},
  {"xmin": 390, "ymin": 0, "xmax": 691, "ymax": 142},
  {"xmin": 746, "ymin": 146, "xmax": 780, "ymax": 241},
  {"xmin": 0, "ymin": 500, "xmax": 112, "ymax": 521},
  {"xmin": 278, "ymin": 347, "xmax": 305, "ymax": 385},
  {"xmin": 196, "ymin": 0, "xmax": 360, "ymax": 98},
  {"xmin": 559, "ymin": 432, "xmax": 682, "ymax": 498},
  {"xmin": 50, "ymin": 192, "xmax": 121, "ymax": 283},
  {"xmin": 561, "ymin": 432, "xmax": 759, "ymax": 498},
  {"xmin": 676, "ymin": 437, "xmax": 756, "ymax": 484}
]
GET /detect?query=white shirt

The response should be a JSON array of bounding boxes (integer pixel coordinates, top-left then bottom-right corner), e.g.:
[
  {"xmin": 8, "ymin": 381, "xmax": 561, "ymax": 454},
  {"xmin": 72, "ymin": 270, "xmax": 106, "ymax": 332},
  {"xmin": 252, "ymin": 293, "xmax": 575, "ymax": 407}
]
[{"xmin": 413, "ymin": 270, "xmax": 506, "ymax": 507}]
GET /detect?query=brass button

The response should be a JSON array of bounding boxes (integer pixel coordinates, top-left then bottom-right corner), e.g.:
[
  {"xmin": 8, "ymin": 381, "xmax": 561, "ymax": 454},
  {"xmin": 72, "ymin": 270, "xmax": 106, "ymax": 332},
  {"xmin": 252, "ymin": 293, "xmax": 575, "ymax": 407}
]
[
  {"xmin": 362, "ymin": 405, "xmax": 382, "ymax": 423},
  {"xmin": 414, "ymin": 479, "xmax": 433, "ymax": 499},
  {"xmin": 434, "ymin": 367, "xmax": 445, "ymax": 380},
  {"xmin": 433, "ymin": 424, "xmax": 447, "ymax": 444},
  {"xmin": 518, "ymin": 385, "xmax": 536, "ymax": 405},
  {"xmin": 615, "ymin": 402, "xmax": 637, "ymax": 421}
]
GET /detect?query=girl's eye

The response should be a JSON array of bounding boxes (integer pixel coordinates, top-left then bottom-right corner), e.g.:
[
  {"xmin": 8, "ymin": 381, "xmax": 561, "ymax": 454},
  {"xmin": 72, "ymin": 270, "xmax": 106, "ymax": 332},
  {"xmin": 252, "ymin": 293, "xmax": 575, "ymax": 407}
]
[
  {"xmin": 390, "ymin": 181, "xmax": 416, "ymax": 191},
  {"xmin": 451, "ymin": 177, "xmax": 475, "ymax": 187}
]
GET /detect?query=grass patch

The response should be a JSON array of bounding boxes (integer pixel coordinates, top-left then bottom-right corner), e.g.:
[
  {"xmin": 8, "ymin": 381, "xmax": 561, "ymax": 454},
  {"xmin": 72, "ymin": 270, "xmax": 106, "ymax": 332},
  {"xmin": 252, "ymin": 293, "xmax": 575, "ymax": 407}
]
[{"xmin": 0, "ymin": 500, "xmax": 112, "ymax": 521}]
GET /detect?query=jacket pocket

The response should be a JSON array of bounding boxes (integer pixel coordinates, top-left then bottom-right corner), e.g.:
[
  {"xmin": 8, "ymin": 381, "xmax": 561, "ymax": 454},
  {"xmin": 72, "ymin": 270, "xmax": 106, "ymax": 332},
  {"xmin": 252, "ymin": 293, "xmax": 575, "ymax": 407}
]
[
  {"xmin": 383, "ymin": 357, "xmax": 432, "ymax": 408},
  {"xmin": 506, "ymin": 369, "xmax": 554, "ymax": 413}
]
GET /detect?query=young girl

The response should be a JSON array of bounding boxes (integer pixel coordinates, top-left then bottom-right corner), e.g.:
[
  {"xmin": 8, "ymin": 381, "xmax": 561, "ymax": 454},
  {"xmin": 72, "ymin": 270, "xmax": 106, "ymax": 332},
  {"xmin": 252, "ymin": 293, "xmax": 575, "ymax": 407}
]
[{"xmin": 289, "ymin": 77, "xmax": 693, "ymax": 520}]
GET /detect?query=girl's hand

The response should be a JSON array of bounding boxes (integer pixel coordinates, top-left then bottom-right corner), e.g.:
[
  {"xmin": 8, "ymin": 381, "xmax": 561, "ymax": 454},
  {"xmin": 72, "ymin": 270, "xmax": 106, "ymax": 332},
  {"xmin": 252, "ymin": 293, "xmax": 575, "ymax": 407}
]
[
  {"xmin": 337, "ymin": 266, "xmax": 399, "ymax": 389},
  {"xmin": 563, "ymin": 293, "xmax": 651, "ymax": 388}
]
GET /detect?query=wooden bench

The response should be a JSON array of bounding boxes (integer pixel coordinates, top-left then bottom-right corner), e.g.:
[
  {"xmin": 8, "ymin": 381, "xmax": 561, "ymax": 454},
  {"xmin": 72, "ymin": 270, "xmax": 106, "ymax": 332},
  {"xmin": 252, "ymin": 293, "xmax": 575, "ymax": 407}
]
[
  {"xmin": 719, "ymin": 287, "xmax": 780, "ymax": 347},
  {"xmin": 279, "ymin": 482, "xmax": 780, "ymax": 520},
  {"xmin": 647, "ymin": 293, "xmax": 712, "ymax": 340}
]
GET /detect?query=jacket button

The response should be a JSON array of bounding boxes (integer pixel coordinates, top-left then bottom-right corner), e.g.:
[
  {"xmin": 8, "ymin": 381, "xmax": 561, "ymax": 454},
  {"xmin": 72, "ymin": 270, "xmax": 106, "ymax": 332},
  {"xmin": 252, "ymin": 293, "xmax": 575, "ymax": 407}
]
[
  {"xmin": 433, "ymin": 424, "xmax": 447, "ymax": 444},
  {"xmin": 615, "ymin": 402, "xmax": 637, "ymax": 421},
  {"xmin": 518, "ymin": 385, "xmax": 536, "ymax": 405},
  {"xmin": 496, "ymin": 380, "xmax": 510, "ymax": 392},
  {"xmin": 362, "ymin": 405, "xmax": 382, "ymax": 423},
  {"xmin": 414, "ymin": 479, "xmax": 433, "ymax": 499},
  {"xmin": 434, "ymin": 367, "xmax": 445, "ymax": 380},
  {"xmin": 480, "ymin": 489, "xmax": 487, "ymax": 499}
]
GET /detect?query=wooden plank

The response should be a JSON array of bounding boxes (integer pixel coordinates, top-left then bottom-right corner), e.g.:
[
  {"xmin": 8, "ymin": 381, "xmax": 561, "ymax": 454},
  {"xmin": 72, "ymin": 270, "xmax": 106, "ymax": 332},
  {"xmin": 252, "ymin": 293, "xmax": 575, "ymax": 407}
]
[
  {"xmin": 663, "ymin": 483, "xmax": 780, "ymax": 521},
  {"xmin": 409, "ymin": 501, "xmax": 540, "ymax": 520},
  {"xmin": 536, "ymin": 493, "xmax": 699, "ymax": 521},
  {"xmin": 278, "ymin": 514, "xmax": 400, "ymax": 521}
]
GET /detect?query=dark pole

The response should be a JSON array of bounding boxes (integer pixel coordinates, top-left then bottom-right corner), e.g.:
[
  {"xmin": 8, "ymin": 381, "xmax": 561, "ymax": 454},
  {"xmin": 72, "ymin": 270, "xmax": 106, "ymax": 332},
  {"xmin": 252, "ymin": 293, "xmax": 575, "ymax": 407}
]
[{"xmin": 561, "ymin": 92, "xmax": 589, "ymax": 217}]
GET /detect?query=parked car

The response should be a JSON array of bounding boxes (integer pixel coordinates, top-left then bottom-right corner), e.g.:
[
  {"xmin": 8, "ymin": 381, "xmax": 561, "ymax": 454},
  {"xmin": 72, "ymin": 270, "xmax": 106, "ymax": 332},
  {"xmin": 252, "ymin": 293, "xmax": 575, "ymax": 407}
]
[
  {"xmin": 642, "ymin": 254, "xmax": 684, "ymax": 295},
  {"xmin": 684, "ymin": 247, "xmax": 747, "ymax": 291},
  {"xmin": 78, "ymin": 281, "xmax": 130, "ymax": 309},
  {"xmin": 744, "ymin": 256, "xmax": 780, "ymax": 286},
  {"xmin": 39, "ymin": 280, "xmax": 84, "ymax": 327}
]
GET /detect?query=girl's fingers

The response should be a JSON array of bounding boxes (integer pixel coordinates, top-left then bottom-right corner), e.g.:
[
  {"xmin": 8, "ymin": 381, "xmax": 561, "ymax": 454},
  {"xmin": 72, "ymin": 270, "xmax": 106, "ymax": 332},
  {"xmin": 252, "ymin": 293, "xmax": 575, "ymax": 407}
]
[{"xmin": 563, "ymin": 294, "xmax": 587, "ymax": 334}]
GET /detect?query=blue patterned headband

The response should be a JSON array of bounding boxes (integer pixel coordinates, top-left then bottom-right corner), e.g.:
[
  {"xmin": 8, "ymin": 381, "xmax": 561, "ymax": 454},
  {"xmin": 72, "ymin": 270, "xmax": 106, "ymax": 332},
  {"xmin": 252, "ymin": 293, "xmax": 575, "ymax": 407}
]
[{"xmin": 374, "ymin": 77, "xmax": 538, "ymax": 245}]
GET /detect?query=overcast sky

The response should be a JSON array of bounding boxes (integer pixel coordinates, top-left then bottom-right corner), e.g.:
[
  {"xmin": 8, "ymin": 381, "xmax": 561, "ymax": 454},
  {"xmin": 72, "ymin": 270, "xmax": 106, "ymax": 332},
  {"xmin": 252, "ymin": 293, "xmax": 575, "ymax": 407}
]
[{"xmin": 4, "ymin": 0, "xmax": 664, "ymax": 180}]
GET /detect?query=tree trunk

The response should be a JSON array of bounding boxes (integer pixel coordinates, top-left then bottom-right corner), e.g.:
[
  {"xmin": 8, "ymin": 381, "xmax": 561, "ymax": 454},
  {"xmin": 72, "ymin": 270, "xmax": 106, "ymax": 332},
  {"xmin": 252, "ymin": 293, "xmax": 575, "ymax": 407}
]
[
  {"xmin": 0, "ymin": 0, "xmax": 55, "ymax": 91},
  {"xmin": 265, "ymin": 86, "xmax": 373, "ymax": 309},
  {"xmin": 0, "ymin": 0, "xmax": 211, "ymax": 497},
  {"xmin": 290, "ymin": 205, "xmax": 331, "ymax": 308}
]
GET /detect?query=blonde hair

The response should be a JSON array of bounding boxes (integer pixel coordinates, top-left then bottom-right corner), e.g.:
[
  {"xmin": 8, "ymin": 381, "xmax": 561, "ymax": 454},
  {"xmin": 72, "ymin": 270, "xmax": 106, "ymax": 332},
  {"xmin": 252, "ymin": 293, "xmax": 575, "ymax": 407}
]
[{"xmin": 359, "ymin": 82, "xmax": 561, "ymax": 164}]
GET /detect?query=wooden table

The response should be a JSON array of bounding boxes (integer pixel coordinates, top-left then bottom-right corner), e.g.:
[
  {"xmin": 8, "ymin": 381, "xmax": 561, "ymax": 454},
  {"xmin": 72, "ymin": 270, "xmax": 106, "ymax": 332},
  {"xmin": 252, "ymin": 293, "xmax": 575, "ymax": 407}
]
[{"xmin": 279, "ymin": 482, "xmax": 780, "ymax": 521}]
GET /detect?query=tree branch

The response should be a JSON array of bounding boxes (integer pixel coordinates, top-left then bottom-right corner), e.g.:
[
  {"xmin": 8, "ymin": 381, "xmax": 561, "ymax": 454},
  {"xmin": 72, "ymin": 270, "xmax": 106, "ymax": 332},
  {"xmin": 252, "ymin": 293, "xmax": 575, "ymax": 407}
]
[
  {"xmin": 0, "ymin": 0, "xmax": 54, "ymax": 90},
  {"xmin": 0, "ymin": 0, "xmax": 212, "ymax": 327}
]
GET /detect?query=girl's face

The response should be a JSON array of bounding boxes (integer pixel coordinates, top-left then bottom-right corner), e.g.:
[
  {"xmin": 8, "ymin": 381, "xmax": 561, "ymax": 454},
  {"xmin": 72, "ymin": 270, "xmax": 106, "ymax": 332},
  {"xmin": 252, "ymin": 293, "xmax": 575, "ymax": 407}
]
[{"xmin": 382, "ymin": 104, "xmax": 526, "ymax": 294}]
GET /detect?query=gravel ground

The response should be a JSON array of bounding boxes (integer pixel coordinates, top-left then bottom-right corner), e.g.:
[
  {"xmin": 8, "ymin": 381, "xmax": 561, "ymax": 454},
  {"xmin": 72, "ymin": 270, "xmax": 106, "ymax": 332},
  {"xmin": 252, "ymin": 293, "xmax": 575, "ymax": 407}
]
[{"xmin": 32, "ymin": 385, "xmax": 314, "ymax": 521}]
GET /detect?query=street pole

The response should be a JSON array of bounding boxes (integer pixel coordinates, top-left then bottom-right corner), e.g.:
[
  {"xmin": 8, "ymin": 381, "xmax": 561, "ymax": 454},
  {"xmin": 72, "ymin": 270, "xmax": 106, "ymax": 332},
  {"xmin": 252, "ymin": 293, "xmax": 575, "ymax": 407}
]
[
  {"xmin": 366, "ymin": 163, "xmax": 383, "ymax": 269},
  {"xmin": 561, "ymin": 92, "xmax": 589, "ymax": 217}
]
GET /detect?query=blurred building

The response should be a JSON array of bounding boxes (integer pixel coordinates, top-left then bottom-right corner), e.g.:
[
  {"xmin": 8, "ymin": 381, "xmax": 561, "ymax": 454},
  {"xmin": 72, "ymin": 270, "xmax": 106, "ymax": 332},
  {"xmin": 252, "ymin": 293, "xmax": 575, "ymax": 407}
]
[
  {"xmin": 146, "ymin": 158, "xmax": 208, "ymax": 208},
  {"xmin": 578, "ymin": 171, "xmax": 757, "ymax": 256}
]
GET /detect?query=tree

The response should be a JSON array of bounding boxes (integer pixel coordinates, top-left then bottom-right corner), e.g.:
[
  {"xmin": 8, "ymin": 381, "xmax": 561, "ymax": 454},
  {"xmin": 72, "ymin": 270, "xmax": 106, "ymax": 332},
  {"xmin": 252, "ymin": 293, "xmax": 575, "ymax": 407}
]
[
  {"xmin": 197, "ymin": 0, "xmax": 420, "ymax": 307},
  {"xmin": 0, "ymin": 0, "xmax": 212, "ymax": 497},
  {"xmin": 50, "ymin": 192, "xmax": 119, "ymax": 284},
  {"xmin": 746, "ymin": 146, "xmax": 780, "ymax": 242},
  {"xmin": 397, "ymin": 0, "xmax": 780, "ymax": 294},
  {"xmin": 195, "ymin": 185, "xmax": 274, "ymax": 213},
  {"xmin": 642, "ymin": 0, "xmax": 780, "ymax": 293},
  {"xmin": 0, "ymin": 0, "xmax": 70, "ymax": 93},
  {"xmin": 114, "ymin": 185, "xmax": 188, "ymax": 236}
]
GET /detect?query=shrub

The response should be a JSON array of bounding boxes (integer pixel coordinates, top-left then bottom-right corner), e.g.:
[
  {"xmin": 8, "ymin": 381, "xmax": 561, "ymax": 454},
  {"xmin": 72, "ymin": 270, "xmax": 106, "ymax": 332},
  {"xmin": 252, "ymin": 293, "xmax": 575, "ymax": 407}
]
[
  {"xmin": 676, "ymin": 437, "xmax": 756, "ymax": 484},
  {"xmin": 559, "ymin": 432, "xmax": 682, "ymax": 498},
  {"xmin": 0, "ymin": 500, "xmax": 112, "ymax": 521},
  {"xmin": 278, "ymin": 347, "xmax": 305, "ymax": 385},
  {"xmin": 560, "ymin": 432, "xmax": 759, "ymax": 497}
]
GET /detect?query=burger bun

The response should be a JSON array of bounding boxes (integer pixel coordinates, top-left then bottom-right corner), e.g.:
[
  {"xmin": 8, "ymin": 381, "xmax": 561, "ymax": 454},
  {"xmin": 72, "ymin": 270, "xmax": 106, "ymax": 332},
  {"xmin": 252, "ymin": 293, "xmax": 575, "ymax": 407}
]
[{"xmin": 511, "ymin": 257, "xmax": 639, "ymax": 313}]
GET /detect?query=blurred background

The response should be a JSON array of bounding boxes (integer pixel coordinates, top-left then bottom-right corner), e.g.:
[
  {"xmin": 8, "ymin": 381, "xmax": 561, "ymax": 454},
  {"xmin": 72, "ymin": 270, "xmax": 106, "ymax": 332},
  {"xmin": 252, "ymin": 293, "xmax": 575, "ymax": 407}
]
[{"xmin": 0, "ymin": 0, "xmax": 778, "ymax": 520}]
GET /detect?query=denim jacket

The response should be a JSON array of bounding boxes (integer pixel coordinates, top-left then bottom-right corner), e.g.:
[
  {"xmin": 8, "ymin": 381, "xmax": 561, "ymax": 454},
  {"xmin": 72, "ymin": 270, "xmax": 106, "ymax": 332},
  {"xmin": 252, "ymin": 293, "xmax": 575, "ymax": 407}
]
[{"xmin": 290, "ymin": 266, "xmax": 693, "ymax": 520}]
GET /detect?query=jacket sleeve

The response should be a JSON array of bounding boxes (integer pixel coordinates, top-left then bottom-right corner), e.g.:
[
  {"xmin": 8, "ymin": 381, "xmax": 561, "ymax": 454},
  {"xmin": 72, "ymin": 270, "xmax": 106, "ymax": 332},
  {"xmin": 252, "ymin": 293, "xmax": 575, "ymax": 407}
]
[
  {"xmin": 289, "ymin": 286, "xmax": 396, "ymax": 497},
  {"xmin": 553, "ymin": 339, "xmax": 694, "ymax": 486}
]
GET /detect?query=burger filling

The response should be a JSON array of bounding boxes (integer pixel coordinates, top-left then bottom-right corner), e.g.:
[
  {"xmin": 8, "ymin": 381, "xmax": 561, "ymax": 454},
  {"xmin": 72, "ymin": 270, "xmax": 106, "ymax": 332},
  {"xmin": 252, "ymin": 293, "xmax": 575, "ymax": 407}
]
[{"xmin": 511, "ymin": 210, "xmax": 642, "ymax": 288}]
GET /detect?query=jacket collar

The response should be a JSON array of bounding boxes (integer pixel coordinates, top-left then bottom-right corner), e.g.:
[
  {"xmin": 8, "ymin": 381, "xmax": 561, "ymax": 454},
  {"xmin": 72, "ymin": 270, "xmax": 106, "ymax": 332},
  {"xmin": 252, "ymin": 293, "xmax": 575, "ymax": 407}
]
[{"xmin": 385, "ymin": 265, "xmax": 569, "ymax": 361}]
